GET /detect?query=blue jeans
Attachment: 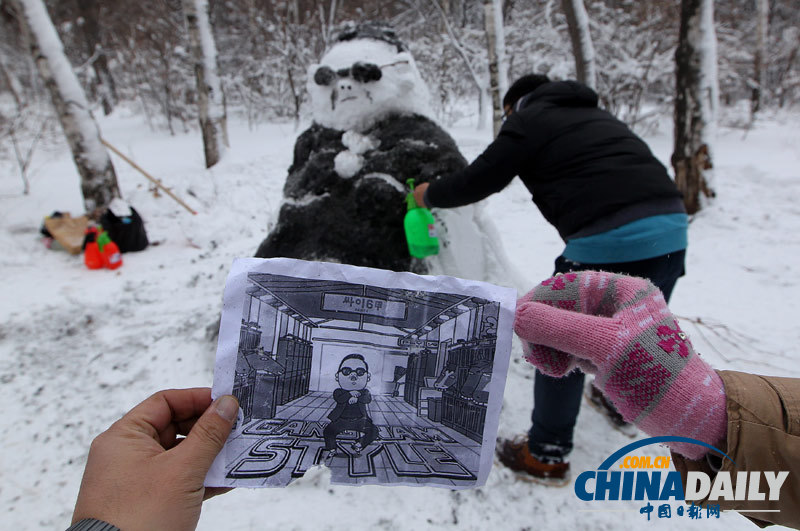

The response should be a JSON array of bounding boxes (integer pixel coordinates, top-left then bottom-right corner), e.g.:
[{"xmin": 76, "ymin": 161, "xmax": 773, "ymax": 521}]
[{"xmin": 527, "ymin": 250, "xmax": 686, "ymax": 462}]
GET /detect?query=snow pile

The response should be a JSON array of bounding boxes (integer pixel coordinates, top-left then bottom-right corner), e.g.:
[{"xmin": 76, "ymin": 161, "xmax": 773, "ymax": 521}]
[
  {"xmin": 426, "ymin": 205, "xmax": 528, "ymax": 292},
  {"xmin": 108, "ymin": 197, "xmax": 133, "ymax": 217}
]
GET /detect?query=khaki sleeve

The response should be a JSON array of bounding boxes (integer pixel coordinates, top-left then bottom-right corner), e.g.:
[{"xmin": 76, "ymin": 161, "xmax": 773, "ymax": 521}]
[{"xmin": 672, "ymin": 370, "xmax": 800, "ymax": 529}]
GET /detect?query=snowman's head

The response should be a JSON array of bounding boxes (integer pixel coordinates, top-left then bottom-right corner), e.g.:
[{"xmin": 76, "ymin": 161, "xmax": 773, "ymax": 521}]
[{"xmin": 307, "ymin": 23, "xmax": 431, "ymax": 131}]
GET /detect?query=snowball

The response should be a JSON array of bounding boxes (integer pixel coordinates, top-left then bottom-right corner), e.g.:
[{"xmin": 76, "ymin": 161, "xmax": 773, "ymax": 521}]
[
  {"xmin": 342, "ymin": 131, "xmax": 379, "ymax": 155},
  {"xmin": 334, "ymin": 150, "xmax": 363, "ymax": 178}
]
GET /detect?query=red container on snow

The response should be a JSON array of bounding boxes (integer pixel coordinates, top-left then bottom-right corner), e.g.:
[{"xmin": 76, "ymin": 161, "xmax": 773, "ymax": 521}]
[
  {"xmin": 84, "ymin": 227, "xmax": 104, "ymax": 269},
  {"xmin": 97, "ymin": 230, "xmax": 123, "ymax": 270},
  {"xmin": 84, "ymin": 242, "xmax": 104, "ymax": 269},
  {"xmin": 102, "ymin": 240, "xmax": 123, "ymax": 270}
]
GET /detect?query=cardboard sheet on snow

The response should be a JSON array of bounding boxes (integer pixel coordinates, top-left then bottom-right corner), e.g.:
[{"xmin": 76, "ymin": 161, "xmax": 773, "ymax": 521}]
[
  {"xmin": 207, "ymin": 257, "xmax": 516, "ymax": 488},
  {"xmin": 43, "ymin": 213, "xmax": 88, "ymax": 255}
]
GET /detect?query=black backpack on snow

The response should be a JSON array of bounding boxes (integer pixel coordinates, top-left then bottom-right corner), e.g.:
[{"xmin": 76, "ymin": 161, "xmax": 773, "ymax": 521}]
[{"xmin": 100, "ymin": 207, "xmax": 149, "ymax": 253}]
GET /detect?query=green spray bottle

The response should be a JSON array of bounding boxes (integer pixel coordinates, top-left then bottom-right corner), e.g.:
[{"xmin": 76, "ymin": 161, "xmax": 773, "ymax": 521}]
[{"xmin": 404, "ymin": 178, "xmax": 439, "ymax": 258}]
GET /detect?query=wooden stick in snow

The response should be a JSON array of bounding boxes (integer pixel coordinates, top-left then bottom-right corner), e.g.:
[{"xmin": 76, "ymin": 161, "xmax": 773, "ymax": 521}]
[{"xmin": 101, "ymin": 138, "xmax": 198, "ymax": 215}]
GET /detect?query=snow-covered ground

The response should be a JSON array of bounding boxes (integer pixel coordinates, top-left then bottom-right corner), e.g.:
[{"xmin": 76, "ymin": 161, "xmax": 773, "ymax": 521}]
[{"xmin": 1, "ymin": 108, "xmax": 798, "ymax": 530}]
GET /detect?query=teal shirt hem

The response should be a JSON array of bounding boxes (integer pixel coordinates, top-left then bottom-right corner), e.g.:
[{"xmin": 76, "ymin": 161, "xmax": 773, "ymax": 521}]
[{"xmin": 563, "ymin": 213, "xmax": 688, "ymax": 264}]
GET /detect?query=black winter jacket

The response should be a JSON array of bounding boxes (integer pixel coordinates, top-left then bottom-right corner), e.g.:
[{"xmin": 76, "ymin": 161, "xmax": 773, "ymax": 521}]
[{"xmin": 426, "ymin": 81, "xmax": 683, "ymax": 239}]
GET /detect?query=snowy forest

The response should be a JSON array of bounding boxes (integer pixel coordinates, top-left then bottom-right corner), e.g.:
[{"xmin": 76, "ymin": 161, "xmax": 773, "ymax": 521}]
[
  {"xmin": 2, "ymin": 0, "xmax": 800, "ymax": 530},
  {"xmin": 1, "ymin": 0, "xmax": 799, "ymax": 215},
  {"xmin": 2, "ymin": 0, "xmax": 799, "ymax": 142}
]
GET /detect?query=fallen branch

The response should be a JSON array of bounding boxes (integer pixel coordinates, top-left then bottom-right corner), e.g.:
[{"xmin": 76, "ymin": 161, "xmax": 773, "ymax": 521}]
[
  {"xmin": 101, "ymin": 138, "xmax": 197, "ymax": 215},
  {"xmin": 676, "ymin": 314, "xmax": 791, "ymax": 370}
]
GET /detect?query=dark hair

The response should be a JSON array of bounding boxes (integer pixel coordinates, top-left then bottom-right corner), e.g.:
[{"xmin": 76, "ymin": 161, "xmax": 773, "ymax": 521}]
[
  {"xmin": 503, "ymin": 74, "xmax": 551, "ymax": 109},
  {"xmin": 339, "ymin": 353, "xmax": 369, "ymax": 372}
]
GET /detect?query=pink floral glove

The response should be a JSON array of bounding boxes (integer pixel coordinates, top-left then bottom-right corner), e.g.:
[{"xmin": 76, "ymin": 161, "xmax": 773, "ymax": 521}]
[{"xmin": 514, "ymin": 271, "xmax": 726, "ymax": 459}]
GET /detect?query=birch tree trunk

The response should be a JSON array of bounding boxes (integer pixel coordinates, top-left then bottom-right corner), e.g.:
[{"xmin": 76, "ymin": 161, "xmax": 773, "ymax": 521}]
[
  {"xmin": 751, "ymin": 0, "xmax": 769, "ymax": 117},
  {"xmin": 562, "ymin": 0, "xmax": 596, "ymax": 89},
  {"xmin": 76, "ymin": 0, "xmax": 117, "ymax": 116},
  {"xmin": 484, "ymin": 0, "xmax": 509, "ymax": 136},
  {"xmin": 183, "ymin": 0, "xmax": 228, "ymax": 168},
  {"xmin": 12, "ymin": 0, "xmax": 120, "ymax": 214},
  {"xmin": 318, "ymin": 0, "xmax": 337, "ymax": 49},
  {"xmin": 672, "ymin": 0, "xmax": 718, "ymax": 215}
]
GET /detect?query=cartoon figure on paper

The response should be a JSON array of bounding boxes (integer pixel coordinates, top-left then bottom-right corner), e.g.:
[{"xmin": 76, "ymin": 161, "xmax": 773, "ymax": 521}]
[{"xmin": 323, "ymin": 354, "xmax": 379, "ymax": 460}]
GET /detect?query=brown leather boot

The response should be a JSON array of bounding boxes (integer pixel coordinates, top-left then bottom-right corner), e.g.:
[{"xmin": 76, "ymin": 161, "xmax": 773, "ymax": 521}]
[{"xmin": 496, "ymin": 436, "xmax": 570, "ymax": 486}]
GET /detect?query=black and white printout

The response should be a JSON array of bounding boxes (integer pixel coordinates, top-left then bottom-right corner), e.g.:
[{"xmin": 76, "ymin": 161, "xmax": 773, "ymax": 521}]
[{"xmin": 207, "ymin": 258, "xmax": 516, "ymax": 488}]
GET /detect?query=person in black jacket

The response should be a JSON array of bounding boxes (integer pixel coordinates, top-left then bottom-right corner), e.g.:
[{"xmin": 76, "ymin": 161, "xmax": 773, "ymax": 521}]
[{"xmin": 413, "ymin": 74, "xmax": 688, "ymax": 485}]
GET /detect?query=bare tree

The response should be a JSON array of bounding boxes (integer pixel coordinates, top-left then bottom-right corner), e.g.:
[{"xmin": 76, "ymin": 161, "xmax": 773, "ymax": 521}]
[
  {"xmin": 11, "ymin": 0, "xmax": 120, "ymax": 213},
  {"xmin": 429, "ymin": 0, "xmax": 487, "ymax": 129},
  {"xmin": 0, "ymin": 52, "xmax": 23, "ymax": 108},
  {"xmin": 7, "ymin": 113, "xmax": 49, "ymax": 195},
  {"xmin": 484, "ymin": 0, "xmax": 509, "ymax": 135},
  {"xmin": 76, "ymin": 0, "xmax": 117, "ymax": 115},
  {"xmin": 278, "ymin": 1, "xmax": 313, "ymax": 130},
  {"xmin": 5, "ymin": 0, "xmax": 790, "ymax": 143},
  {"xmin": 751, "ymin": 0, "xmax": 769, "ymax": 117},
  {"xmin": 672, "ymin": 0, "xmax": 718, "ymax": 215},
  {"xmin": 561, "ymin": 0, "xmax": 596, "ymax": 89},
  {"xmin": 183, "ymin": 0, "xmax": 228, "ymax": 168}
]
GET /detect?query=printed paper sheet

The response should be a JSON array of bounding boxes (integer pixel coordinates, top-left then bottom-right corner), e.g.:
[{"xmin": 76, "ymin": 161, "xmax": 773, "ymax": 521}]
[{"xmin": 206, "ymin": 258, "xmax": 516, "ymax": 488}]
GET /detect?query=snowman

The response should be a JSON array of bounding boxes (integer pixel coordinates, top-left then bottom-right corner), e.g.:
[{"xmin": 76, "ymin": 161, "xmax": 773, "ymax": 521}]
[{"xmin": 256, "ymin": 22, "xmax": 522, "ymax": 287}]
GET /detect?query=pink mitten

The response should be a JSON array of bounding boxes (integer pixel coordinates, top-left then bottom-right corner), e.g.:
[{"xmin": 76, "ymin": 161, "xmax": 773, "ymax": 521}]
[{"xmin": 514, "ymin": 271, "xmax": 726, "ymax": 459}]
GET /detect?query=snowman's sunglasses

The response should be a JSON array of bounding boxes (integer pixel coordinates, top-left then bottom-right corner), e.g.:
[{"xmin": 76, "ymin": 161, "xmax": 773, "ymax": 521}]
[{"xmin": 313, "ymin": 60, "xmax": 410, "ymax": 86}]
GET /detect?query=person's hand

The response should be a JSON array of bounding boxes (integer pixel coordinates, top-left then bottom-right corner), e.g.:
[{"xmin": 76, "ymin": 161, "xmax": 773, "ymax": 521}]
[
  {"xmin": 514, "ymin": 271, "xmax": 726, "ymax": 459},
  {"xmin": 71, "ymin": 388, "xmax": 238, "ymax": 531},
  {"xmin": 413, "ymin": 182, "xmax": 429, "ymax": 208},
  {"xmin": 350, "ymin": 390, "xmax": 361, "ymax": 398},
  {"xmin": 348, "ymin": 397, "xmax": 358, "ymax": 404}
]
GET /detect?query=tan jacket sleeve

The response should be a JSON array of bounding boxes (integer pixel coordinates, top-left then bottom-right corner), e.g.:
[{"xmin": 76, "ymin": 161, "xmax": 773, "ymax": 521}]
[{"xmin": 672, "ymin": 370, "xmax": 800, "ymax": 529}]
